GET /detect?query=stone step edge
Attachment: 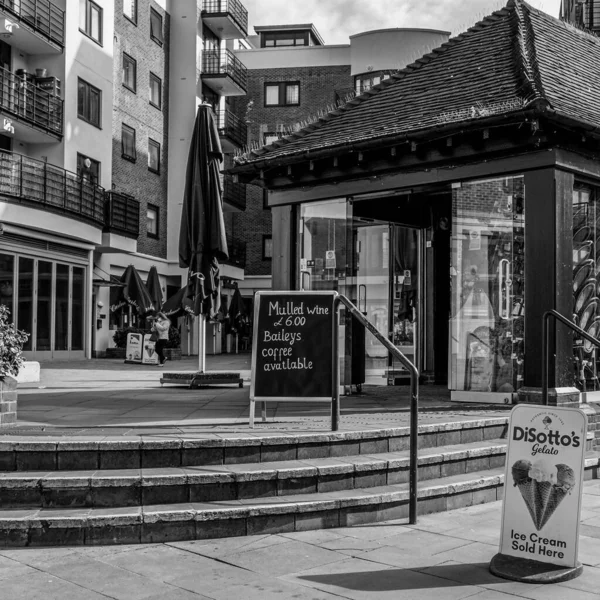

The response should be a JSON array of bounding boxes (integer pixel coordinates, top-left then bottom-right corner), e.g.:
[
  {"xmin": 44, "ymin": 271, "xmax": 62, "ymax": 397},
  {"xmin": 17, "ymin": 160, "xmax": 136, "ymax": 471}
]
[
  {"xmin": 0, "ymin": 469, "xmax": 506, "ymax": 529},
  {"xmin": 0, "ymin": 417, "xmax": 509, "ymax": 451},
  {"xmin": 0, "ymin": 441, "xmax": 510, "ymax": 488}
]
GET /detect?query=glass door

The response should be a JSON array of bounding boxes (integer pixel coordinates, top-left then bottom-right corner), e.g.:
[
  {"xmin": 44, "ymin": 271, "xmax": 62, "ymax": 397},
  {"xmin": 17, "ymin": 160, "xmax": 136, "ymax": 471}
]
[{"xmin": 449, "ymin": 176, "xmax": 525, "ymax": 403}]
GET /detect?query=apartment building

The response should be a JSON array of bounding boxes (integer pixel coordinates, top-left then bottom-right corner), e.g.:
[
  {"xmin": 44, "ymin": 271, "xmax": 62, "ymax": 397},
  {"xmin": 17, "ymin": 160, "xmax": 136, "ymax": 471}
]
[
  {"xmin": 561, "ymin": 0, "xmax": 600, "ymax": 31},
  {"xmin": 0, "ymin": 0, "xmax": 249, "ymax": 361},
  {"xmin": 230, "ymin": 24, "xmax": 449, "ymax": 304}
]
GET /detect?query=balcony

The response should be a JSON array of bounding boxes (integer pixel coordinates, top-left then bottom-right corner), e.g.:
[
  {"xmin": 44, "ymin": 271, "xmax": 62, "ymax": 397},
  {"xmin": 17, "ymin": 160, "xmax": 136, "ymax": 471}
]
[
  {"xmin": 202, "ymin": 0, "xmax": 248, "ymax": 39},
  {"xmin": 0, "ymin": 151, "xmax": 105, "ymax": 227},
  {"xmin": 223, "ymin": 173, "xmax": 246, "ymax": 211},
  {"xmin": 104, "ymin": 192, "xmax": 140, "ymax": 239},
  {"xmin": 222, "ymin": 238, "xmax": 246, "ymax": 268},
  {"xmin": 201, "ymin": 48, "xmax": 247, "ymax": 96},
  {"xmin": 217, "ymin": 109, "xmax": 247, "ymax": 152},
  {"xmin": 0, "ymin": 0, "xmax": 64, "ymax": 52},
  {"xmin": 0, "ymin": 67, "xmax": 63, "ymax": 140}
]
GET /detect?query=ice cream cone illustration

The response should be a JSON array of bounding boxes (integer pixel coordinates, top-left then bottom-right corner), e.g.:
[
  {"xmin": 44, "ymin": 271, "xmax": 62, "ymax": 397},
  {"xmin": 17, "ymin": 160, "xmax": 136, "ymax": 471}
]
[
  {"xmin": 537, "ymin": 464, "xmax": 576, "ymax": 530},
  {"xmin": 511, "ymin": 460, "xmax": 575, "ymax": 530}
]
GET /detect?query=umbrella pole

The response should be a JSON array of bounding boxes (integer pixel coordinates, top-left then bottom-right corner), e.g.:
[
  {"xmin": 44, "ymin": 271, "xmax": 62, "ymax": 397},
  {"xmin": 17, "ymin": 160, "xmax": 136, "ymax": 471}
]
[{"xmin": 198, "ymin": 315, "xmax": 206, "ymax": 373}]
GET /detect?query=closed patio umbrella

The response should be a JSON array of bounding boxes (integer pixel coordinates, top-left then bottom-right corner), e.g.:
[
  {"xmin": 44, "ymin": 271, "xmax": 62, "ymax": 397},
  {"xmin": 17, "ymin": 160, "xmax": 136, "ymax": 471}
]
[
  {"xmin": 162, "ymin": 285, "xmax": 194, "ymax": 320},
  {"xmin": 146, "ymin": 265, "xmax": 163, "ymax": 312},
  {"xmin": 179, "ymin": 103, "xmax": 228, "ymax": 371},
  {"xmin": 111, "ymin": 264, "xmax": 155, "ymax": 316}
]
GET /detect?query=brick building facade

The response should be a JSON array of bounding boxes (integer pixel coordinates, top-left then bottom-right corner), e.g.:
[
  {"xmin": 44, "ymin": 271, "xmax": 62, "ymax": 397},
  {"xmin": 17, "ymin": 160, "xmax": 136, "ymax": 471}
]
[
  {"xmin": 229, "ymin": 64, "xmax": 352, "ymax": 278},
  {"xmin": 113, "ymin": 0, "xmax": 170, "ymax": 259}
]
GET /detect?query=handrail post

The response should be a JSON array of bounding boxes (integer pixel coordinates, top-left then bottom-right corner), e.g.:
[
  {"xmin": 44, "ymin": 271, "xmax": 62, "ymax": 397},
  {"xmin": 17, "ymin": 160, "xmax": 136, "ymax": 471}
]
[
  {"xmin": 338, "ymin": 294, "xmax": 419, "ymax": 524},
  {"xmin": 542, "ymin": 311, "xmax": 549, "ymax": 405}
]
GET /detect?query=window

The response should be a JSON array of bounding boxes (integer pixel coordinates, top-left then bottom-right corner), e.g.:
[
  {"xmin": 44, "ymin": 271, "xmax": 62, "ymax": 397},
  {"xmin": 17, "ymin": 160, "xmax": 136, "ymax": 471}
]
[
  {"xmin": 264, "ymin": 82, "xmax": 300, "ymax": 106},
  {"xmin": 121, "ymin": 124, "xmax": 136, "ymax": 161},
  {"xmin": 263, "ymin": 236, "xmax": 273, "ymax": 260},
  {"xmin": 77, "ymin": 153, "xmax": 100, "ymax": 183},
  {"xmin": 262, "ymin": 31, "xmax": 308, "ymax": 47},
  {"xmin": 122, "ymin": 53, "xmax": 136, "ymax": 92},
  {"xmin": 123, "ymin": 0, "xmax": 137, "ymax": 24},
  {"xmin": 148, "ymin": 139, "xmax": 160, "ymax": 173},
  {"xmin": 150, "ymin": 8, "xmax": 163, "ymax": 45},
  {"xmin": 147, "ymin": 205, "xmax": 159, "ymax": 237},
  {"xmin": 149, "ymin": 73, "xmax": 162, "ymax": 109},
  {"xmin": 77, "ymin": 78, "xmax": 101, "ymax": 128},
  {"xmin": 79, "ymin": 0, "xmax": 102, "ymax": 45}
]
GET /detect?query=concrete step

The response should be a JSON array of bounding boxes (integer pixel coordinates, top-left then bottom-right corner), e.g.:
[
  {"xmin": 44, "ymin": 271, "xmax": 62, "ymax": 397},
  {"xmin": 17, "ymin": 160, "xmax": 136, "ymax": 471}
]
[
  {"xmin": 0, "ymin": 467, "xmax": 507, "ymax": 547},
  {"xmin": 0, "ymin": 439, "xmax": 508, "ymax": 509},
  {"xmin": 0, "ymin": 417, "xmax": 509, "ymax": 471}
]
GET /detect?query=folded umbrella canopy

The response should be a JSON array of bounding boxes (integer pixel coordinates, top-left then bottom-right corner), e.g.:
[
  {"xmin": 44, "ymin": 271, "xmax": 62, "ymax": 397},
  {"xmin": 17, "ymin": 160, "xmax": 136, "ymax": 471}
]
[
  {"xmin": 179, "ymin": 103, "xmax": 229, "ymax": 319},
  {"xmin": 146, "ymin": 265, "xmax": 163, "ymax": 312},
  {"xmin": 110, "ymin": 264, "xmax": 155, "ymax": 315},
  {"xmin": 162, "ymin": 285, "xmax": 195, "ymax": 320},
  {"xmin": 227, "ymin": 286, "xmax": 247, "ymax": 334}
]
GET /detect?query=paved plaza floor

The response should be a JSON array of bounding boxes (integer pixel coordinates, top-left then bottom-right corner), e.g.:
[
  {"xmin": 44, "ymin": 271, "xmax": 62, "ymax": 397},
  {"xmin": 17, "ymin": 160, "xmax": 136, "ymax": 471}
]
[
  {"xmin": 8, "ymin": 355, "xmax": 510, "ymax": 437},
  {"xmin": 1, "ymin": 481, "xmax": 600, "ymax": 599}
]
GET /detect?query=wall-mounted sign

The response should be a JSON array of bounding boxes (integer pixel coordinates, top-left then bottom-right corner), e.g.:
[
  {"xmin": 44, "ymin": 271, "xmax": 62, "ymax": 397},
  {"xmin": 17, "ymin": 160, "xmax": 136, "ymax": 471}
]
[
  {"xmin": 495, "ymin": 404, "xmax": 586, "ymax": 571},
  {"xmin": 325, "ymin": 250, "xmax": 336, "ymax": 269}
]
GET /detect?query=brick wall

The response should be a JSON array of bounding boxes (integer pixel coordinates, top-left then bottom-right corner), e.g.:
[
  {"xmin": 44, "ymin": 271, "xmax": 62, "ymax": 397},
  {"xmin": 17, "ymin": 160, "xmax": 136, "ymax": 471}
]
[
  {"xmin": 112, "ymin": 0, "xmax": 170, "ymax": 259},
  {"xmin": 230, "ymin": 64, "xmax": 352, "ymax": 277}
]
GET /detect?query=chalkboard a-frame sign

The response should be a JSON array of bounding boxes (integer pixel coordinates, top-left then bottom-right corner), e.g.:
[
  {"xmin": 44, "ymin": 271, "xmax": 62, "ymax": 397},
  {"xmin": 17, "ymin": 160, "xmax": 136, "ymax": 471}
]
[{"xmin": 250, "ymin": 291, "xmax": 338, "ymax": 427}]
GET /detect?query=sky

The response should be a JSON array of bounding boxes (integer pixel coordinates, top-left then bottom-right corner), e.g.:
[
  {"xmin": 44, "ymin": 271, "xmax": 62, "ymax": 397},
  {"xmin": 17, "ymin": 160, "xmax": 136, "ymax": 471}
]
[{"xmin": 242, "ymin": 0, "xmax": 563, "ymax": 44}]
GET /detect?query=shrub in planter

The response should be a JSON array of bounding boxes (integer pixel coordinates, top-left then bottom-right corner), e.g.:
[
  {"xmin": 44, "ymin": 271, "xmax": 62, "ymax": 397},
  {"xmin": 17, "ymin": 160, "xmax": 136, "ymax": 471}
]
[
  {"xmin": 113, "ymin": 327, "xmax": 146, "ymax": 348},
  {"xmin": 0, "ymin": 305, "xmax": 29, "ymax": 427}
]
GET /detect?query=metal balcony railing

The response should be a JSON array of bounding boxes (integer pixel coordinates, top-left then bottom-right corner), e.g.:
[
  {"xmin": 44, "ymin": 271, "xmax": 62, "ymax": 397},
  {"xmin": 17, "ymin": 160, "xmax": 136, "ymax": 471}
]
[
  {"xmin": 0, "ymin": 67, "xmax": 63, "ymax": 134},
  {"xmin": 216, "ymin": 109, "xmax": 247, "ymax": 148},
  {"xmin": 202, "ymin": 48, "xmax": 247, "ymax": 93},
  {"xmin": 222, "ymin": 238, "xmax": 246, "ymax": 268},
  {"xmin": 223, "ymin": 174, "xmax": 246, "ymax": 211},
  {"xmin": 0, "ymin": 150, "xmax": 105, "ymax": 226},
  {"xmin": 202, "ymin": 0, "xmax": 248, "ymax": 37},
  {"xmin": 104, "ymin": 192, "xmax": 140, "ymax": 238},
  {"xmin": 0, "ymin": 0, "xmax": 64, "ymax": 47}
]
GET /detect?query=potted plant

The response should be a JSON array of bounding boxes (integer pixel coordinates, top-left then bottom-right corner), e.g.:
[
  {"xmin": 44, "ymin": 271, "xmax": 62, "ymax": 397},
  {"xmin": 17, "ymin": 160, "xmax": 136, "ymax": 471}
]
[
  {"xmin": 0, "ymin": 305, "xmax": 29, "ymax": 427},
  {"xmin": 164, "ymin": 325, "xmax": 182, "ymax": 361}
]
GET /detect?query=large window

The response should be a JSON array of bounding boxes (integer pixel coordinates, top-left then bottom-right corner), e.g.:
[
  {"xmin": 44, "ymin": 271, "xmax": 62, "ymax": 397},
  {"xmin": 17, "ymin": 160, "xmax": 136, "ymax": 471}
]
[
  {"xmin": 79, "ymin": 0, "xmax": 102, "ymax": 45},
  {"xmin": 123, "ymin": 0, "xmax": 137, "ymax": 24},
  {"xmin": 149, "ymin": 73, "xmax": 162, "ymax": 109},
  {"xmin": 148, "ymin": 138, "xmax": 160, "ymax": 173},
  {"xmin": 77, "ymin": 78, "xmax": 101, "ymax": 128},
  {"xmin": 265, "ymin": 82, "xmax": 300, "ymax": 106},
  {"xmin": 147, "ymin": 204, "xmax": 159, "ymax": 238},
  {"xmin": 262, "ymin": 31, "xmax": 308, "ymax": 47},
  {"xmin": 121, "ymin": 124, "xmax": 136, "ymax": 162},
  {"xmin": 122, "ymin": 53, "xmax": 136, "ymax": 92},
  {"xmin": 150, "ymin": 8, "xmax": 164, "ymax": 45},
  {"xmin": 0, "ymin": 253, "xmax": 14, "ymax": 314}
]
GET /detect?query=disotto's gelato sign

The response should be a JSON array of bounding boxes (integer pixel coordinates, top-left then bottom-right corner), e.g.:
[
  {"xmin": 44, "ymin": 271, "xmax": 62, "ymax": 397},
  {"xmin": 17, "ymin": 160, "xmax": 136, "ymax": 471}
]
[{"xmin": 498, "ymin": 405, "xmax": 587, "ymax": 568}]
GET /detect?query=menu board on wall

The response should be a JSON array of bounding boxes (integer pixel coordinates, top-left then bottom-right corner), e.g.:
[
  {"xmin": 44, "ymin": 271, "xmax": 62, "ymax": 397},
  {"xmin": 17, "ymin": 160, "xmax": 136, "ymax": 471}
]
[{"xmin": 250, "ymin": 291, "xmax": 337, "ymax": 401}]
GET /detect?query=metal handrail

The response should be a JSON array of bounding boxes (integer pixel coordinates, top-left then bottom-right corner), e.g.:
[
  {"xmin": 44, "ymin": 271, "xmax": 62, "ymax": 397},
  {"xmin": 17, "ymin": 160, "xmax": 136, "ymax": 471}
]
[
  {"xmin": 542, "ymin": 309, "xmax": 600, "ymax": 404},
  {"xmin": 0, "ymin": 0, "xmax": 65, "ymax": 47},
  {"xmin": 338, "ymin": 294, "xmax": 419, "ymax": 525}
]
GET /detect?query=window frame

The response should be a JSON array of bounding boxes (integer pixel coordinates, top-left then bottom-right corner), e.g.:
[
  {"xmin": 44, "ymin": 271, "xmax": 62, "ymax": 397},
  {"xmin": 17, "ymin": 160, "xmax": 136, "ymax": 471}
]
[
  {"xmin": 122, "ymin": 52, "xmax": 137, "ymax": 93},
  {"xmin": 77, "ymin": 78, "xmax": 102, "ymax": 129},
  {"xmin": 149, "ymin": 72, "xmax": 162, "ymax": 109},
  {"xmin": 76, "ymin": 153, "xmax": 100, "ymax": 183},
  {"xmin": 150, "ymin": 8, "xmax": 164, "ymax": 46},
  {"xmin": 264, "ymin": 82, "xmax": 300, "ymax": 107},
  {"xmin": 262, "ymin": 235, "xmax": 273, "ymax": 260},
  {"xmin": 121, "ymin": 124, "xmax": 137, "ymax": 162},
  {"xmin": 123, "ymin": 0, "xmax": 137, "ymax": 25},
  {"xmin": 147, "ymin": 204, "xmax": 159, "ymax": 238},
  {"xmin": 148, "ymin": 138, "xmax": 160, "ymax": 174},
  {"xmin": 79, "ymin": 0, "xmax": 103, "ymax": 46}
]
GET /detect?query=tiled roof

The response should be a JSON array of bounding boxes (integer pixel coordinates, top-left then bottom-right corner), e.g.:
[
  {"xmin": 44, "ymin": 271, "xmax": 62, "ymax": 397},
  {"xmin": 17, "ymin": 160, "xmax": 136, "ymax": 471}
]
[{"xmin": 232, "ymin": 0, "xmax": 600, "ymax": 172}]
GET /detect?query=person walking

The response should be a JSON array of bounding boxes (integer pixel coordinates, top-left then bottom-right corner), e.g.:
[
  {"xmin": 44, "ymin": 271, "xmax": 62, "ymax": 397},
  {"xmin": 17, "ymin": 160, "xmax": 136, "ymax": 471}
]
[{"xmin": 152, "ymin": 312, "xmax": 171, "ymax": 367}]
